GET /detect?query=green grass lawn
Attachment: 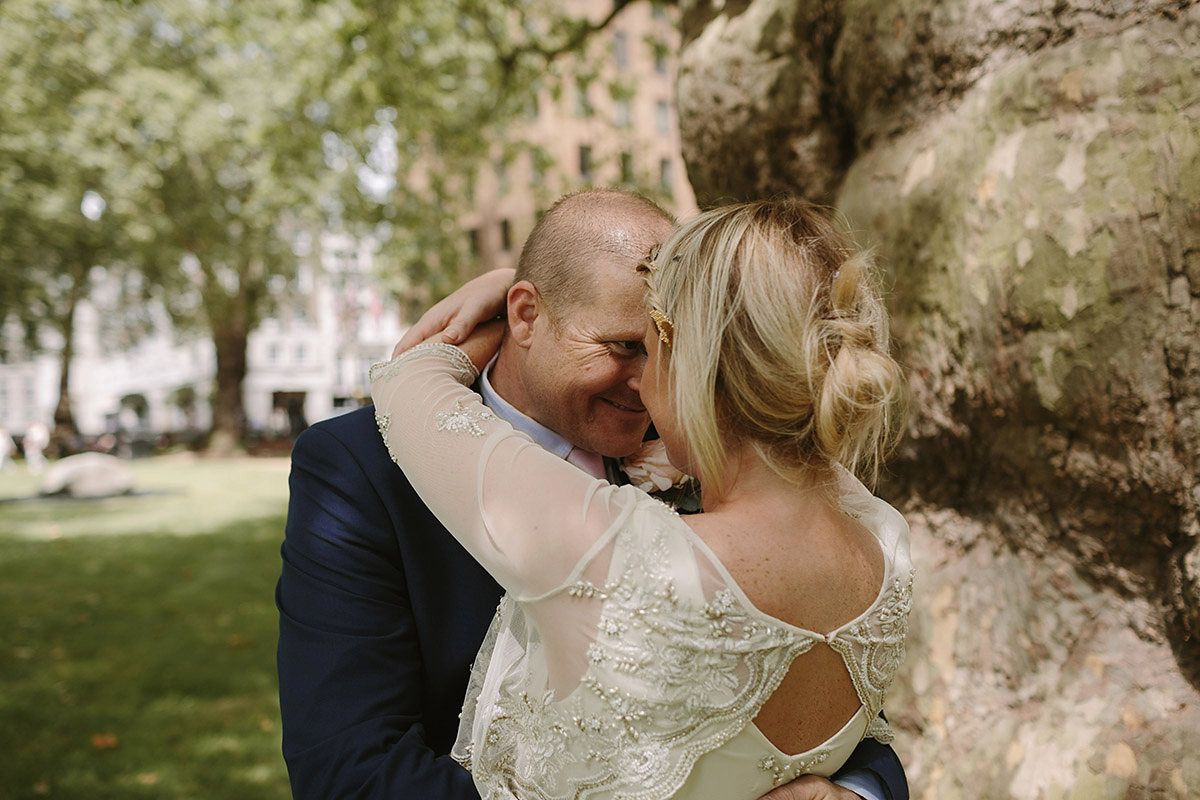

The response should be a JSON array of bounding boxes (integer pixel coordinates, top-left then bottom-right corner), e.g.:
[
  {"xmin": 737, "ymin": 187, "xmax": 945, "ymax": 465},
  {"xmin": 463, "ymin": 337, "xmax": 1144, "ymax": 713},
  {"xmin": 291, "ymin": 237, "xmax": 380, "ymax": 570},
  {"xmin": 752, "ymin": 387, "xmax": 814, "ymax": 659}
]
[{"xmin": 0, "ymin": 455, "xmax": 293, "ymax": 799}]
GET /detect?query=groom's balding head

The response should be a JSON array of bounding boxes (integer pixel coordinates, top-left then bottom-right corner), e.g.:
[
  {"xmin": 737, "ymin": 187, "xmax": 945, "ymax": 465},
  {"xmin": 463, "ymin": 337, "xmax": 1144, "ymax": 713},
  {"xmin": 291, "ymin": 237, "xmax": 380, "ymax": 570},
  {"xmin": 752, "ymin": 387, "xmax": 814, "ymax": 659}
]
[{"xmin": 515, "ymin": 188, "xmax": 675, "ymax": 322}]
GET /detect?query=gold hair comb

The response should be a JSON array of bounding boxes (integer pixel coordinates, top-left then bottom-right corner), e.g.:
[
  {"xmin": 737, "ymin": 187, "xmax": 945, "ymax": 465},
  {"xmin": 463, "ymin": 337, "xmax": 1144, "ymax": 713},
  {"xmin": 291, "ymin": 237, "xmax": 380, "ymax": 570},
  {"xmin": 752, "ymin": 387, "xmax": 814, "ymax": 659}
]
[
  {"xmin": 641, "ymin": 246, "xmax": 675, "ymax": 349},
  {"xmin": 649, "ymin": 308, "xmax": 674, "ymax": 349}
]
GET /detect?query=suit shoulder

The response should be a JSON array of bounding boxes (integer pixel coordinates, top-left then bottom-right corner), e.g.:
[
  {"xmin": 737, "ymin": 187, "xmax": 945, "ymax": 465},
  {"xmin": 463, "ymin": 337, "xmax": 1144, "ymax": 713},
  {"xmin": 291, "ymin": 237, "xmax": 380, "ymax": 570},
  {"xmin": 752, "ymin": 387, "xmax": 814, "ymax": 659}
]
[
  {"xmin": 293, "ymin": 406, "xmax": 392, "ymax": 466},
  {"xmin": 296, "ymin": 406, "xmax": 378, "ymax": 446}
]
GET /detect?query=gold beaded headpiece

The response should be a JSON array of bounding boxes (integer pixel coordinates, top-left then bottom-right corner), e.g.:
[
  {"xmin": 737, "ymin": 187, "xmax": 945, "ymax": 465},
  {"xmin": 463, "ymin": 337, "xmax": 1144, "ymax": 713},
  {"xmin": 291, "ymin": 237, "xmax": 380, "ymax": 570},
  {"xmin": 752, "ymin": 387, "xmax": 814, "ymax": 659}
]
[
  {"xmin": 639, "ymin": 245, "xmax": 675, "ymax": 350},
  {"xmin": 648, "ymin": 308, "xmax": 674, "ymax": 349}
]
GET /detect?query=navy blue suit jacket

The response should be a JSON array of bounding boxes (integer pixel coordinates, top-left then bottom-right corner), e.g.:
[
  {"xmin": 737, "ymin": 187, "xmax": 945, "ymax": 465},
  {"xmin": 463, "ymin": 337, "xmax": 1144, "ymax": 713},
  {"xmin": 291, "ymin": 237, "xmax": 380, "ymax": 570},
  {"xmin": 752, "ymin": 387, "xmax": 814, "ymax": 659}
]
[{"xmin": 276, "ymin": 405, "xmax": 907, "ymax": 799}]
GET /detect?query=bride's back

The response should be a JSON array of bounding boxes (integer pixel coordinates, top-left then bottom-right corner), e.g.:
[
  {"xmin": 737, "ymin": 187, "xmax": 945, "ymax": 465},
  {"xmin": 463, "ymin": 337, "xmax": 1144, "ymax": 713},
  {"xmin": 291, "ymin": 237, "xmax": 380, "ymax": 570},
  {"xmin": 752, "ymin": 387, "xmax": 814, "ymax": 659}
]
[
  {"xmin": 641, "ymin": 199, "xmax": 909, "ymax": 756},
  {"xmin": 687, "ymin": 488, "xmax": 886, "ymax": 755}
]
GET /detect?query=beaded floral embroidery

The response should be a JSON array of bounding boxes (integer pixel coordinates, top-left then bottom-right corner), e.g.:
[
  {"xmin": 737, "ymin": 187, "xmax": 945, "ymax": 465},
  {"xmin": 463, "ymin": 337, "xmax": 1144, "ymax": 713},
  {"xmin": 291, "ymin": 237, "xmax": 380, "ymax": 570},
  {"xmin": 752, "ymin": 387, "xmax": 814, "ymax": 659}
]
[
  {"xmin": 454, "ymin": 498, "xmax": 913, "ymax": 800},
  {"xmin": 435, "ymin": 401, "xmax": 495, "ymax": 437}
]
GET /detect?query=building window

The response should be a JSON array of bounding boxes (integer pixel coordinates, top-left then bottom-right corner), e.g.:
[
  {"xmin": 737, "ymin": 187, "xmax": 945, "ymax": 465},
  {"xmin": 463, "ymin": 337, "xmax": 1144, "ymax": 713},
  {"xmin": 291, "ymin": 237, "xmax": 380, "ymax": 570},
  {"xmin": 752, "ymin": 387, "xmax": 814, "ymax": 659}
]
[
  {"xmin": 620, "ymin": 152, "xmax": 634, "ymax": 184},
  {"xmin": 614, "ymin": 96, "xmax": 632, "ymax": 128},
  {"xmin": 525, "ymin": 85, "xmax": 540, "ymax": 121},
  {"xmin": 496, "ymin": 161, "xmax": 509, "ymax": 195},
  {"xmin": 574, "ymin": 76, "xmax": 594, "ymax": 117},
  {"xmin": 652, "ymin": 41, "xmax": 669, "ymax": 75},
  {"xmin": 659, "ymin": 158, "xmax": 674, "ymax": 194},
  {"xmin": 500, "ymin": 219, "xmax": 513, "ymax": 252},
  {"xmin": 268, "ymin": 343, "xmax": 280, "ymax": 364},
  {"xmin": 613, "ymin": 31, "xmax": 629, "ymax": 69},
  {"xmin": 468, "ymin": 228, "xmax": 481, "ymax": 257},
  {"xmin": 295, "ymin": 343, "xmax": 307, "ymax": 364},
  {"xmin": 579, "ymin": 145, "xmax": 593, "ymax": 182},
  {"xmin": 655, "ymin": 100, "xmax": 670, "ymax": 133}
]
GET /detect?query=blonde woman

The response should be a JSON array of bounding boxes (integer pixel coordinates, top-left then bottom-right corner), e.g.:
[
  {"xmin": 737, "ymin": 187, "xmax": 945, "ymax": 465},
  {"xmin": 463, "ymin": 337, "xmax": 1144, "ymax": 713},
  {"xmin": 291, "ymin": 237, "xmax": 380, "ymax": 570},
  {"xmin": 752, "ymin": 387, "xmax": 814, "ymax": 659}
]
[{"xmin": 370, "ymin": 199, "xmax": 913, "ymax": 800}]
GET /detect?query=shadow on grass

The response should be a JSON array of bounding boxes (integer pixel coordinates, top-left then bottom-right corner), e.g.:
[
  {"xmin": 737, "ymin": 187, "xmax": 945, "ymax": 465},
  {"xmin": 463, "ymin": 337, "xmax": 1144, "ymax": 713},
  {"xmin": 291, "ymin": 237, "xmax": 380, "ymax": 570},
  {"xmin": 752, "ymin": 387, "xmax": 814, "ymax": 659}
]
[
  {"xmin": 0, "ymin": 515, "xmax": 290, "ymax": 800},
  {"xmin": 0, "ymin": 489, "xmax": 183, "ymax": 506}
]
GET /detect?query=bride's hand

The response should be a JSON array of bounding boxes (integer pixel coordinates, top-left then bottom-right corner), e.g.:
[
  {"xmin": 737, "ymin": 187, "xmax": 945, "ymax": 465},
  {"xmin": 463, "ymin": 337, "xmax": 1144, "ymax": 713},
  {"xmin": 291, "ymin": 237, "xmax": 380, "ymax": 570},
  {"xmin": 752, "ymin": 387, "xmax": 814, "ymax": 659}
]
[{"xmin": 393, "ymin": 268, "xmax": 515, "ymax": 355}]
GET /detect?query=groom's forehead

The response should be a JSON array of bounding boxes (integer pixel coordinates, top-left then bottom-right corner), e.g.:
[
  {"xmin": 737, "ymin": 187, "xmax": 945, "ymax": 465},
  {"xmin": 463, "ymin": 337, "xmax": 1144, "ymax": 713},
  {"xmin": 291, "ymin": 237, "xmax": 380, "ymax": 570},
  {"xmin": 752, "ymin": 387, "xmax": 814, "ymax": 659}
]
[
  {"xmin": 594, "ymin": 223, "xmax": 665, "ymax": 260},
  {"xmin": 573, "ymin": 262, "xmax": 644, "ymax": 310}
]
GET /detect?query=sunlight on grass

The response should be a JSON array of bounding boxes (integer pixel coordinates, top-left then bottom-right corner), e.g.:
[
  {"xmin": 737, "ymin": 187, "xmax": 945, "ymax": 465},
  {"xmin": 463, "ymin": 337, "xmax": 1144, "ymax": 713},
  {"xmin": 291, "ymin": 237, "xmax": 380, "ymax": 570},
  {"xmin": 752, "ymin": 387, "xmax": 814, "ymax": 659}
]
[
  {"xmin": 0, "ymin": 453, "xmax": 290, "ymax": 539},
  {"xmin": 0, "ymin": 456, "xmax": 293, "ymax": 799}
]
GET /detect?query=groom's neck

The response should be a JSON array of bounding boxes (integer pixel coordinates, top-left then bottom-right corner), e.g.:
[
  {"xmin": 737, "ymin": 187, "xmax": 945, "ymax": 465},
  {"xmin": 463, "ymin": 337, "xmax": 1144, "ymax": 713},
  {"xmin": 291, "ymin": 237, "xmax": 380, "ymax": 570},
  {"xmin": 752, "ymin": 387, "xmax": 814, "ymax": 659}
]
[{"xmin": 488, "ymin": 344, "xmax": 537, "ymax": 420}]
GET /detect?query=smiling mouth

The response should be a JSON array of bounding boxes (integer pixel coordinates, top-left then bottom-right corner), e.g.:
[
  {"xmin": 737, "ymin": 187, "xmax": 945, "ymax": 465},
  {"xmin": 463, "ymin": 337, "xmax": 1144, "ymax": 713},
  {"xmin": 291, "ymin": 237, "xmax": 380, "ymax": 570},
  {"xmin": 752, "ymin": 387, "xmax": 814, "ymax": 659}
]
[{"xmin": 601, "ymin": 398, "xmax": 646, "ymax": 415}]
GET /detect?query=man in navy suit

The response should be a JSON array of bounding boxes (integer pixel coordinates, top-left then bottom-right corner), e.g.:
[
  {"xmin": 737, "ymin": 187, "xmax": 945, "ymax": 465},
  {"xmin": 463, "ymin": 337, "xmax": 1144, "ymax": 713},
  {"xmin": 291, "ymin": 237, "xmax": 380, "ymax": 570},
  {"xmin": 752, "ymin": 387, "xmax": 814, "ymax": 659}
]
[{"xmin": 276, "ymin": 188, "xmax": 907, "ymax": 800}]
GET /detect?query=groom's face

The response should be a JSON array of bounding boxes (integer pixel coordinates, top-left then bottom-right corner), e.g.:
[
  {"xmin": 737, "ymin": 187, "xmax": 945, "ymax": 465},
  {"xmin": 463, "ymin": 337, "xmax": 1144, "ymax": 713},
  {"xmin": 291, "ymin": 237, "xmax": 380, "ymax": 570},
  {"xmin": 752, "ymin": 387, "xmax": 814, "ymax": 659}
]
[{"xmin": 522, "ymin": 264, "xmax": 653, "ymax": 459}]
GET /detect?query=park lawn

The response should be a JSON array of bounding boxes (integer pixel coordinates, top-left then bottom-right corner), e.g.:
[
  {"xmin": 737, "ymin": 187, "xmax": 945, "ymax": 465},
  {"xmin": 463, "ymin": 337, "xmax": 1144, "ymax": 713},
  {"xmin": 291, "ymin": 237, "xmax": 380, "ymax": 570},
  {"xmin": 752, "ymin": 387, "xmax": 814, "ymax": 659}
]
[
  {"xmin": 0, "ymin": 457, "xmax": 292, "ymax": 800},
  {"xmin": 0, "ymin": 454, "xmax": 292, "ymax": 538}
]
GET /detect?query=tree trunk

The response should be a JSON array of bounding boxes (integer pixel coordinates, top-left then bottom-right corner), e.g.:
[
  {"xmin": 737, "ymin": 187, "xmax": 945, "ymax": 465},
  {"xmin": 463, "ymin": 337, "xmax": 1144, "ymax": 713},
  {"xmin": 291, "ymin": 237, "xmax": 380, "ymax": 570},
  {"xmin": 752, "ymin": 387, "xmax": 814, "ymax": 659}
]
[
  {"xmin": 209, "ymin": 323, "xmax": 248, "ymax": 456},
  {"xmin": 50, "ymin": 266, "xmax": 83, "ymax": 457},
  {"xmin": 674, "ymin": 4, "xmax": 1200, "ymax": 796}
]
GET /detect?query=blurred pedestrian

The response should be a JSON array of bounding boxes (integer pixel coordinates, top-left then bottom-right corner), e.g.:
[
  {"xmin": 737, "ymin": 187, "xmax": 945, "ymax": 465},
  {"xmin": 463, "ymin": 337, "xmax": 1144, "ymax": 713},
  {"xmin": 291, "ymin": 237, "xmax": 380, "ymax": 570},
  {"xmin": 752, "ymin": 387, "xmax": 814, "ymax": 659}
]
[
  {"xmin": 0, "ymin": 425, "xmax": 14, "ymax": 470},
  {"xmin": 23, "ymin": 421, "xmax": 49, "ymax": 473}
]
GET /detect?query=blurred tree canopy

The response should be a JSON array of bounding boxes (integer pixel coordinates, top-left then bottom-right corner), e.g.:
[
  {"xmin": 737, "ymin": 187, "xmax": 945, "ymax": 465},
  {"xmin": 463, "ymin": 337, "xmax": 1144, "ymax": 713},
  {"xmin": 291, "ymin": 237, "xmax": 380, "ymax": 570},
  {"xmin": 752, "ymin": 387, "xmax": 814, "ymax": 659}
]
[{"xmin": 0, "ymin": 0, "xmax": 648, "ymax": 451}]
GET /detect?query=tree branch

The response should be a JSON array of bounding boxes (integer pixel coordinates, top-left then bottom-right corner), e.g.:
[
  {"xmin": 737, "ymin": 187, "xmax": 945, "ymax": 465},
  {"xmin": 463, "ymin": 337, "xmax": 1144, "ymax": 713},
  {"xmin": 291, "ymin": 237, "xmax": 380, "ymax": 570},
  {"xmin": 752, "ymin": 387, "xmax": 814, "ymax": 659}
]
[{"xmin": 496, "ymin": 0, "xmax": 638, "ymax": 75}]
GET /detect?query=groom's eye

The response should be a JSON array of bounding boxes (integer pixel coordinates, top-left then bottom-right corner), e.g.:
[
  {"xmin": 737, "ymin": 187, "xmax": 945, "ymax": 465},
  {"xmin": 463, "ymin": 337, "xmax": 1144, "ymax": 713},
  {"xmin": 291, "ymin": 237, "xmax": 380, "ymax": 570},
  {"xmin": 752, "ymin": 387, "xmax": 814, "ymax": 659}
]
[{"xmin": 608, "ymin": 341, "xmax": 646, "ymax": 358}]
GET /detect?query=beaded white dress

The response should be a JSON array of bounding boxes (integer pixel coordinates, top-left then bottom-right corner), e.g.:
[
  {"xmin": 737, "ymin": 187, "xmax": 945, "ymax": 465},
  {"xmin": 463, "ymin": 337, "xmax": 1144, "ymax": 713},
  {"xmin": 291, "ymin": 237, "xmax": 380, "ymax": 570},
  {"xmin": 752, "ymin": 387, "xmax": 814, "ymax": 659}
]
[{"xmin": 370, "ymin": 344, "xmax": 914, "ymax": 800}]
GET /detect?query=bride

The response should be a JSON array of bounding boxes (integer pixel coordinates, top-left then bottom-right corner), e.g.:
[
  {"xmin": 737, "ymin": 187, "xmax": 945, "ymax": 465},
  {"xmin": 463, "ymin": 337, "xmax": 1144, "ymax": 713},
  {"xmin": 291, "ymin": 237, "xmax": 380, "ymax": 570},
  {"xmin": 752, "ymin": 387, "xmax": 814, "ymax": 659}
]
[{"xmin": 370, "ymin": 199, "xmax": 913, "ymax": 800}]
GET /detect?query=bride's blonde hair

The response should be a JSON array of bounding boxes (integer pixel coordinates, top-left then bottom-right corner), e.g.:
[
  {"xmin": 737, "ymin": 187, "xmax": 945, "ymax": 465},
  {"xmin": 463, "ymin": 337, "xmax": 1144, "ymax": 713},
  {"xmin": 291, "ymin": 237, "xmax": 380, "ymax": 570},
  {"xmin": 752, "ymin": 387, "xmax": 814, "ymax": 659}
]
[{"xmin": 644, "ymin": 199, "xmax": 907, "ymax": 498}]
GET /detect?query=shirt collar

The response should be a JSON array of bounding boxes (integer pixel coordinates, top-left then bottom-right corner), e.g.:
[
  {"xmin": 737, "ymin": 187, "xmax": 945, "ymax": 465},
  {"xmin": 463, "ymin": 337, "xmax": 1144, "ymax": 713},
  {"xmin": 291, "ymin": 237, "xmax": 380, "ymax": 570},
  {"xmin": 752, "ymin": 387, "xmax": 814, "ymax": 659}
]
[{"xmin": 478, "ymin": 358, "xmax": 575, "ymax": 460}]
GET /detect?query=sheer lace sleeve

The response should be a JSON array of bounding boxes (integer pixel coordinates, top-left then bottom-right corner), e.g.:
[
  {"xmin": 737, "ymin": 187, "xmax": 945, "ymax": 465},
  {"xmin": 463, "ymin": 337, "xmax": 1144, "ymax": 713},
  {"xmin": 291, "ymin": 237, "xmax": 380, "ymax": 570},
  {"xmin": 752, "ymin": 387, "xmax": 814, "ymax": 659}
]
[{"xmin": 369, "ymin": 344, "xmax": 633, "ymax": 599}]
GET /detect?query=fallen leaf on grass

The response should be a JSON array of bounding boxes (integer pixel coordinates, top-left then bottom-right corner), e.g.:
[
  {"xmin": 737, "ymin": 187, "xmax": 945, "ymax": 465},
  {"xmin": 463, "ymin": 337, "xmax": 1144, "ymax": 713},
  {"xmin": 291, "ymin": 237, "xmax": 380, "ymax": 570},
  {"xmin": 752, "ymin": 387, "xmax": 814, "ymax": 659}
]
[
  {"xmin": 136, "ymin": 772, "xmax": 159, "ymax": 785},
  {"xmin": 226, "ymin": 633, "xmax": 255, "ymax": 649},
  {"xmin": 90, "ymin": 733, "xmax": 119, "ymax": 750}
]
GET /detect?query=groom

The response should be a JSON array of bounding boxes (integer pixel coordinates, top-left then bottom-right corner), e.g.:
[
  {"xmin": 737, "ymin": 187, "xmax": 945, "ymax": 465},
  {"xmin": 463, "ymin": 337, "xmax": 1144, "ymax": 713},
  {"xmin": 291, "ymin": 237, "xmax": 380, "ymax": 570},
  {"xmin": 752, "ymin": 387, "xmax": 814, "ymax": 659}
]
[{"xmin": 276, "ymin": 188, "xmax": 907, "ymax": 800}]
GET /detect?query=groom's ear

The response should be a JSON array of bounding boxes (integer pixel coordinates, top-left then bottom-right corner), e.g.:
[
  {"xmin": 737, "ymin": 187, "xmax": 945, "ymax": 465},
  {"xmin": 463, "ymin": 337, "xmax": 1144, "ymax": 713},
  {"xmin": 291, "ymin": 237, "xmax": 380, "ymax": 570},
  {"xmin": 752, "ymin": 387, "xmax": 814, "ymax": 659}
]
[{"xmin": 506, "ymin": 281, "xmax": 540, "ymax": 348}]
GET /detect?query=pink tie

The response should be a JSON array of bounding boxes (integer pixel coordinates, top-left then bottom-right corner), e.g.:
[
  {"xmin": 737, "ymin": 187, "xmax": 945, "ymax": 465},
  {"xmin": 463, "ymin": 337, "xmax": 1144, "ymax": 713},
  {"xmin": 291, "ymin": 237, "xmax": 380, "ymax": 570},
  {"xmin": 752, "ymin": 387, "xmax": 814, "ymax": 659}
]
[{"xmin": 566, "ymin": 447, "xmax": 606, "ymax": 479}]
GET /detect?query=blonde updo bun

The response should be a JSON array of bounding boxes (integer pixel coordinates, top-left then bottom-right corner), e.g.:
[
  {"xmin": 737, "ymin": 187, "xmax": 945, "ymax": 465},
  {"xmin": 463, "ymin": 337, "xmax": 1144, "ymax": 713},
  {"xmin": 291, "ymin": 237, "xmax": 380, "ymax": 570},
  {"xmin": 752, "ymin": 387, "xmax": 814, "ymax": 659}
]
[{"xmin": 645, "ymin": 199, "xmax": 907, "ymax": 497}]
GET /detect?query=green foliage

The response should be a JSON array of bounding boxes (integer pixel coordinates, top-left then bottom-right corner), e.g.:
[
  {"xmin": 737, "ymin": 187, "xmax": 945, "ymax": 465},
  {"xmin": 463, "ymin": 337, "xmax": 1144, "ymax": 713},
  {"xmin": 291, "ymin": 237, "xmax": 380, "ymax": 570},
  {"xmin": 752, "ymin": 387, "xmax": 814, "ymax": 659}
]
[{"xmin": 0, "ymin": 0, "xmax": 647, "ymax": 440}]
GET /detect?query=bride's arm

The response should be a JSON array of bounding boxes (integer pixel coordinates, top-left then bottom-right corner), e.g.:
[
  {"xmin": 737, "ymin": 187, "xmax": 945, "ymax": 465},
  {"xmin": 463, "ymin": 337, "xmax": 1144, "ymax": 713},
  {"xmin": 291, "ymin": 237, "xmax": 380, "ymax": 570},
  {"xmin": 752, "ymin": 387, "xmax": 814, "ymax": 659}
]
[{"xmin": 370, "ymin": 337, "xmax": 627, "ymax": 599}]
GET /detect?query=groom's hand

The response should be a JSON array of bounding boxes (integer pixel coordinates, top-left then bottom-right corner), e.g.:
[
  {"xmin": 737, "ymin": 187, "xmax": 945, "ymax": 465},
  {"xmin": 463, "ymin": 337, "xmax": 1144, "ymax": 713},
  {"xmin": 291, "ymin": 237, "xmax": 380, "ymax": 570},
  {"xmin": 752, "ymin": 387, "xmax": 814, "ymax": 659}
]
[
  {"xmin": 392, "ymin": 319, "xmax": 506, "ymax": 374},
  {"xmin": 760, "ymin": 776, "xmax": 865, "ymax": 800},
  {"xmin": 394, "ymin": 267, "xmax": 515, "ymax": 353}
]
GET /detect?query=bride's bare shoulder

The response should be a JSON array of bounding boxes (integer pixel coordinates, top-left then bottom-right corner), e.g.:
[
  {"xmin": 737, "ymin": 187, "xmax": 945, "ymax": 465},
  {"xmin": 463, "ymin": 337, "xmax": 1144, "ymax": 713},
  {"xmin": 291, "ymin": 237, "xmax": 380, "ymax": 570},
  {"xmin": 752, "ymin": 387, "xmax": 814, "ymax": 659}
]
[{"xmin": 686, "ymin": 502, "xmax": 884, "ymax": 633}]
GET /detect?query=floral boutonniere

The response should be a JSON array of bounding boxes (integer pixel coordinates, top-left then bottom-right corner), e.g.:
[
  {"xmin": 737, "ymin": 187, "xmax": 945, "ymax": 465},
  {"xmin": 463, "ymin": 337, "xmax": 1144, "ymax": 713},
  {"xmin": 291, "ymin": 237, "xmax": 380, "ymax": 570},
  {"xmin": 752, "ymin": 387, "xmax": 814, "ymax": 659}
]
[{"xmin": 621, "ymin": 440, "xmax": 702, "ymax": 514}]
